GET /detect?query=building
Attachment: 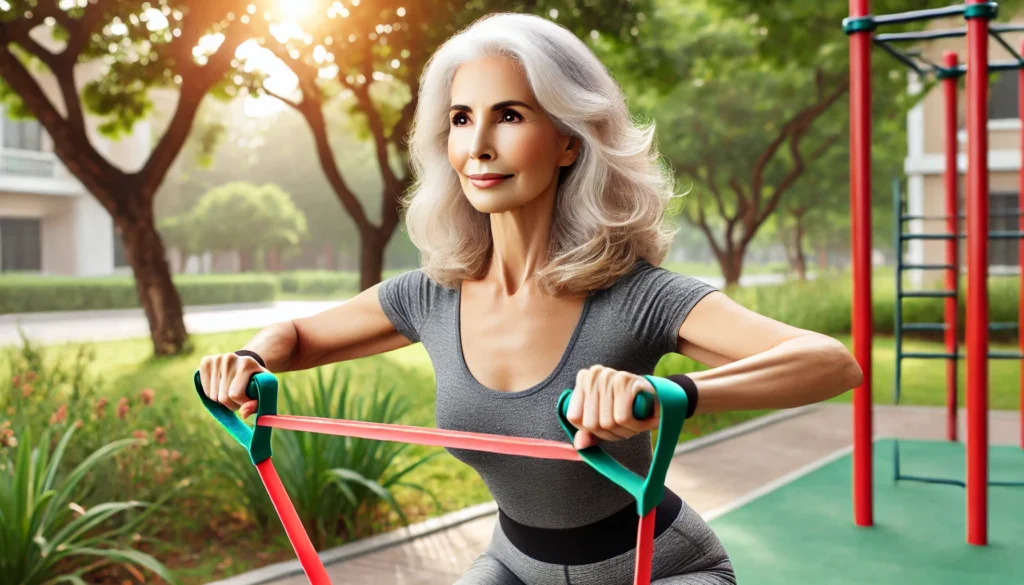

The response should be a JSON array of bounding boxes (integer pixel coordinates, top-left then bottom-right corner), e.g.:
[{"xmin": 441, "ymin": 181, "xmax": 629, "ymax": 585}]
[
  {"xmin": 0, "ymin": 23, "xmax": 157, "ymax": 277},
  {"xmin": 903, "ymin": 15, "xmax": 1024, "ymax": 287}
]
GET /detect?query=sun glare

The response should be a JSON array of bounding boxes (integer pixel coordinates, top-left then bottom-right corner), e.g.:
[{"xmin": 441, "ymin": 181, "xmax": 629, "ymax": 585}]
[{"xmin": 274, "ymin": 0, "xmax": 316, "ymax": 23}]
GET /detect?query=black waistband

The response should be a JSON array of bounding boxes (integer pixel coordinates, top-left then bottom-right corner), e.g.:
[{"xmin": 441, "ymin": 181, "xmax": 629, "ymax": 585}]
[{"xmin": 497, "ymin": 487, "xmax": 682, "ymax": 565}]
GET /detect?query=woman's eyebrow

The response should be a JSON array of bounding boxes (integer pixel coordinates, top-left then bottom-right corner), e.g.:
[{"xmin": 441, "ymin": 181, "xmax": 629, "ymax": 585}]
[{"xmin": 449, "ymin": 100, "xmax": 535, "ymax": 113}]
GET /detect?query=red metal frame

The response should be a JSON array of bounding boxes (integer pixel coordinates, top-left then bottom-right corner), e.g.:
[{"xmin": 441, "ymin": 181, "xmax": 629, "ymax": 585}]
[
  {"xmin": 965, "ymin": 0, "xmax": 990, "ymax": 547},
  {"xmin": 849, "ymin": 0, "xmax": 874, "ymax": 528},
  {"xmin": 248, "ymin": 415, "xmax": 661, "ymax": 585},
  {"xmin": 943, "ymin": 51, "xmax": 960, "ymax": 443}
]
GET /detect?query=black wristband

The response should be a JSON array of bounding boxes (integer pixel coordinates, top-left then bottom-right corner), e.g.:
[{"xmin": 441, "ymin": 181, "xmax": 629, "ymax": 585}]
[
  {"xmin": 665, "ymin": 374, "xmax": 699, "ymax": 419},
  {"xmin": 234, "ymin": 349, "xmax": 266, "ymax": 368}
]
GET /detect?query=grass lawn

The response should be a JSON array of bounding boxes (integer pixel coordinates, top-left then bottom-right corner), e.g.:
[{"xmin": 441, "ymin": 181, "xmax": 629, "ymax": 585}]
[{"xmin": 10, "ymin": 330, "xmax": 1021, "ymax": 585}]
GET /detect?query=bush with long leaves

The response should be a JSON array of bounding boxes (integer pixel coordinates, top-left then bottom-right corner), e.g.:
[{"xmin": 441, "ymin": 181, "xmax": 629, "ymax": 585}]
[
  {"xmin": 213, "ymin": 365, "xmax": 443, "ymax": 549},
  {"xmin": 0, "ymin": 423, "xmax": 180, "ymax": 585}
]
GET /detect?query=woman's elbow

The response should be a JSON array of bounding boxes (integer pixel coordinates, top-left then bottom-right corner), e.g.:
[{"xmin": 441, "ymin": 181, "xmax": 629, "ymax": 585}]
[{"xmin": 827, "ymin": 336, "xmax": 864, "ymax": 391}]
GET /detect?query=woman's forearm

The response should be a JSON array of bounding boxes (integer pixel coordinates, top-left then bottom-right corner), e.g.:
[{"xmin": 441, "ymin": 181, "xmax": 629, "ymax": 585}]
[
  {"xmin": 242, "ymin": 321, "xmax": 301, "ymax": 372},
  {"xmin": 685, "ymin": 333, "xmax": 863, "ymax": 415}
]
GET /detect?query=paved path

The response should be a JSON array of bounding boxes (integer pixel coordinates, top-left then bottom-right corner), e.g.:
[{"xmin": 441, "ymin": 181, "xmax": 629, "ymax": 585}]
[
  {"xmin": 211, "ymin": 404, "xmax": 1021, "ymax": 585},
  {"xmin": 0, "ymin": 273, "xmax": 792, "ymax": 347},
  {"xmin": 0, "ymin": 301, "xmax": 342, "ymax": 347}
]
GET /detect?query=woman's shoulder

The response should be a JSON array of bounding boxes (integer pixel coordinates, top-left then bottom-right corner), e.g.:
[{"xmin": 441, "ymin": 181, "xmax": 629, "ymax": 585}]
[{"xmin": 598, "ymin": 257, "xmax": 720, "ymax": 307}]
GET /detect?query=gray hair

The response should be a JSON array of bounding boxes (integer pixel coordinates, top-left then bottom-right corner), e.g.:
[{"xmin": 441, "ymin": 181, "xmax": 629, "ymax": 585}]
[{"xmin": 403, "ymin": 11, "xmax": 681, "ymax": 296}]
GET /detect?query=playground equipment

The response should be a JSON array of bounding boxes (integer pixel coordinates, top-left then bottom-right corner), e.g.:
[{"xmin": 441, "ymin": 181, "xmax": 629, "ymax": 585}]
[
  {"xmin": 195, "ymin": 371, "xmax": 689, "ymax": 585},
  {"xmin": 845, "ymin": 0, "xmax": 1024, "ymax": 546},
  {"xmin": 892, "ymin": 178, "xmax": 1024, "ymax": 487}
]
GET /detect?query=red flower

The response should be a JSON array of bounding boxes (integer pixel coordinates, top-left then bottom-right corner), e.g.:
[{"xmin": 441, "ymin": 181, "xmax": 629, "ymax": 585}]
[
  {"xmin": 140, "ymin": 388, "xmax": 154, "ymax": 406},
  {"xmin": 50, "ymin": 404, "xmax": 67, "ymax": 424},
  {"xmin": 117, "ymin": 397, "xmax": 129, "ymax": 420}
]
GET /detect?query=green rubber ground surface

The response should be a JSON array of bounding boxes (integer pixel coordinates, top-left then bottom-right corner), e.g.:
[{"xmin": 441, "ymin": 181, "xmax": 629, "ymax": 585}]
[{"xmin": 708, "ymin": 438, "xmax": 1024, "ymax": 584}]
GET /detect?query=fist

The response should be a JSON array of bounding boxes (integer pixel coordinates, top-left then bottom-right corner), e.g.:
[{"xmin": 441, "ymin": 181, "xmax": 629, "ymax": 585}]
[
  {"xmin": 565, "ymin": 365, "xmax": 659, "ymax": 450},
  {"xmin": 198, "ymin": 352, "xmax": 267, "ymax": 419}
]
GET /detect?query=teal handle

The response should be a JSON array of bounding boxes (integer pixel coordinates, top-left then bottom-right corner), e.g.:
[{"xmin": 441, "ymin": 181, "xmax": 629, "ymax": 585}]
[
  {"xmin": 193, "ymin": 370, "xmax": 278, "ymax": 465},
  {"xmin": 556, "ymin": 375, "xmax": 688, "ymax": 516}
]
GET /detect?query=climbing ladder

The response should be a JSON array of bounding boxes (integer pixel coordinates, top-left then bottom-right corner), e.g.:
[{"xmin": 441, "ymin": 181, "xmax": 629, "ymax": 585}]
[{"xmin": 893, "ymin": 178, "xmax": 1024, "ymax": 488}]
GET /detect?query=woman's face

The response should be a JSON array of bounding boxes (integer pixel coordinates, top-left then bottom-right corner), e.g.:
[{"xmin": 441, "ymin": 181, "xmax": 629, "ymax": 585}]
[{"xmin": 447, "ymin": 55, "xmax": 579, "ymax": 215}]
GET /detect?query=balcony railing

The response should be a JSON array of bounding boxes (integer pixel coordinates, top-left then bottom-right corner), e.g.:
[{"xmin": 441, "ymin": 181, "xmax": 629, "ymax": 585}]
[{"xmin": 0, "ymin": 148, "xmax": 63, "ymax": 178}]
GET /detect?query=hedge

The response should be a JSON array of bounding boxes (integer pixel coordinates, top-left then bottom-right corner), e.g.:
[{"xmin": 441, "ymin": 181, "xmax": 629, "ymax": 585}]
[
  {"xmin": 0, "ymin": 274, "xmax": 279, "ymax": 314},
  {"xmin": 727, "ymin": 271, "xmax": 1020, "ymax": 341}
]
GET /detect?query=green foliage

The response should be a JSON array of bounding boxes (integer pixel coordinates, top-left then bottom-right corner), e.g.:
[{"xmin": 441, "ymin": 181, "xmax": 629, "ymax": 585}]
[
  {"xmin": 0, "ymin": 274, "xmax": 279, "ymax": 314},
  {"xmin": 0, "ymin": 423, "xmax": 179, "ymax": 585},
  {"xmin": 723, "ymin": 271, "xmax": 1020, "ymax": 341},
  {"xmin": 189, "ymin": 182, "xmax": 308, "ymax": 256},
  {"xmin": 212, "ymin": 366, "xmax": 442, "ymax": 549},
  {"xmin": 278, "ymin": 270, "xmax": 360, "ymax": 295},
  {"xmin": 713, "ymin": 0, "xmax": 1024, "ymax": 69}
]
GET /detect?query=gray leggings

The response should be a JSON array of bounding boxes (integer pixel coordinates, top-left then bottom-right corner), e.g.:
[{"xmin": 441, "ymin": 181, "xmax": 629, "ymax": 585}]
[{"xmin": 455, "ymin": 499, "xmax": 736, "ymax": 585}]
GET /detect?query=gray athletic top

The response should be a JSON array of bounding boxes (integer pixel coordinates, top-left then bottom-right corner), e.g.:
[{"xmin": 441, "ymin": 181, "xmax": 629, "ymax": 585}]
[{"xmin": 377, "ymin": 259, "xmax": 717, "ymax": 529}]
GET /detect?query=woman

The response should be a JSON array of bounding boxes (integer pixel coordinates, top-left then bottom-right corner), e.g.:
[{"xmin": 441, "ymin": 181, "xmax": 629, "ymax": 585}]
[{"xmin": 199, "ymin": 12, "xmax": 863, "ymax": 584}]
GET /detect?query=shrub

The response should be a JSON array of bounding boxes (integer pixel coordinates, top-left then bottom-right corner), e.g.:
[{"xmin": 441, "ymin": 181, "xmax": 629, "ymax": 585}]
[
  {"xmin": 210, "ymin": 365, "xmax": 442, "ymax": 549},
  {"xmin": 278, "ymin": 270, "xmax": 359, "ymax": 295},
  {"xmin": 724, "ymin": 271, "xmax": 1020, "ymax": 340},
  {"xmin": 0, "ymin": 423, "xmax": 180, "ymax": 585},
  {"xmin": 0, "ymin": 274, "xmax": 279, "ymax": 314}
]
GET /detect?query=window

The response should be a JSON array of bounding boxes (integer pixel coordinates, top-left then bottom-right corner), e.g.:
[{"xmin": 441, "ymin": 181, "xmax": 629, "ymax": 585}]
[
  {"xmin": 2, "ymin": 116, "xmax": 43, "ymax": 151},
  {"xmin": 0, "ymin": 218, "xmax": 42, "ymax": 272},
  {"xmin": 990, "ymin": 192, "xmax": 1019, "ymax": 267},
  {"xmin": 989, "ymin": 71, "xmax": 1019, "ymax": 121}
]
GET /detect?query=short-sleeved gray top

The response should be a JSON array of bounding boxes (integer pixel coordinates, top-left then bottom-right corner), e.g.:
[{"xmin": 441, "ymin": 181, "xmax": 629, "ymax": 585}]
[{"xmin": 377, "ymin": 259, "xmax": 717, "ymax": 529}]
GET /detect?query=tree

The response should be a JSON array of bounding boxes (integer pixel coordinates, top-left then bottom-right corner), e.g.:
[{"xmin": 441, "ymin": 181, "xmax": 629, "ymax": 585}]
[
  {"xmin": 0, "ymin": 0, "xmax": 264, "ymax": 354},
  {"xmin": 238, "ymin": 0, "xmax": 663, "ymax": 291},
  {"xmin": 189, "ymin": 181, "xmax": 307, "ymax": 270},
  {"xmin": 692, "ymin": 0, "xmax": 1024, "ymax": 283},
  {"xmin": 605, "ymin": 0, "xmax": 932, "ymax": 286}
]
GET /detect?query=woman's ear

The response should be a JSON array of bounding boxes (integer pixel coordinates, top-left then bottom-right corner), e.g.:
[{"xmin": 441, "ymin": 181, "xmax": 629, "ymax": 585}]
[{"xmin": 561, "ymin": 136, "xmax": 581, "ymax": 167}]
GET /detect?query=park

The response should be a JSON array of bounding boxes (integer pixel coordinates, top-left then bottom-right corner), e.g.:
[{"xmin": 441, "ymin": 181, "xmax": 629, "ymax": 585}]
[{"xmin": 1, "ymin": 1, "xmax": 1023, "ymax": 584}]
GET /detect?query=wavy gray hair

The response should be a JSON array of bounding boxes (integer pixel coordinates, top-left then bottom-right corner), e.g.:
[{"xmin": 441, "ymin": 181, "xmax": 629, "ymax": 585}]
[{"xmin": 403, "ymin": 11, "xmax": 681, "ymax": 296}]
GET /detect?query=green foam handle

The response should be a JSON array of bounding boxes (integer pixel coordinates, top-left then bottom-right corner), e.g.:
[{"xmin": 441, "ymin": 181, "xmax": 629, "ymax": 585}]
[
  {"xmin": 193, "ymin": 370, "xmax": 278, "ymax": 465},
  {"xmin": 557, "ymin": 375, "xmax": 688, "ymax": 517}
]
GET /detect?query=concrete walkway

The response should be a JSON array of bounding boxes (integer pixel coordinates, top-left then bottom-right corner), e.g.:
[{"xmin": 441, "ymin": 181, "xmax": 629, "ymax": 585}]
[
  {"xmin": 0, "ymin": 300, "xmax": 342, "ymax": 347},
  {"xmin": 210, "ymin": 404, "xmax": 1021, "ymax": 585}
]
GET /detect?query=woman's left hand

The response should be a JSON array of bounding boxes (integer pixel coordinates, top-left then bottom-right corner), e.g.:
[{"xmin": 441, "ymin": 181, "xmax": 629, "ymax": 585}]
[{"xmin": 565, "ymin": 365, "xmax": 660, "ymax": 450}]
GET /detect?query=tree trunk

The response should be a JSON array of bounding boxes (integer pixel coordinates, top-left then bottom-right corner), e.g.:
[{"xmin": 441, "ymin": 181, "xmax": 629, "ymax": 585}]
[
  {"xmin": 360, "ymin": 230, "xmax": 387, "ymax": 291},
  {"xmin": 717, "ymin": 248, "xmax": 745, "ymax": 288},
  {"xmin": 117, "ymin": 215, "xmax": 189, "ymax": 356},
  {"xmin": 779, "ymin": 225, "xmax": 800, "ymax": 275},
  {"xmin": 792, "ymin": 221, "xmax": 807, "ymax": 281}
]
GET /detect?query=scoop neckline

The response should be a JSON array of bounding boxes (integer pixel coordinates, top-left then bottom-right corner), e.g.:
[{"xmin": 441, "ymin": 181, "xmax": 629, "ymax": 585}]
[{"xmin": 455, "ymin": 282, "xmax": 593, "ymax": 399}]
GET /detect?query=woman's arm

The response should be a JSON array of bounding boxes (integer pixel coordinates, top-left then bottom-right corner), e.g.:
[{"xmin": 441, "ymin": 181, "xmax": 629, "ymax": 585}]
[
  {"xmin": 241, "ymin": 282, "xmax": 413, "ymax": 373},
  {"xmin": 676, "ymin": 291, "xmax": 863, "ymax": 415}
]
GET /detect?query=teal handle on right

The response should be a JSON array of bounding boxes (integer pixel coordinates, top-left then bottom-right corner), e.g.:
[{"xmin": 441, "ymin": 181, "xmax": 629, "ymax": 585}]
[{"xmin": 556, "ymin": 375, "xmax": 688, "ymax": 517}]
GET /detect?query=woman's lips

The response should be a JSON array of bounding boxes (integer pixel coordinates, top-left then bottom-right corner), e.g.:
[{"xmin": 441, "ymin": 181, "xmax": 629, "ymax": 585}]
[{"xmin": 469, "ymin": 174, "xmax": 512, "ymax": 188}]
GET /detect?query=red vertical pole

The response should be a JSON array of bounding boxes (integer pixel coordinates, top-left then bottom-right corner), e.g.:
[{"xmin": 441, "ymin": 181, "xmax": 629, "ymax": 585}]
[
  {"xmin": 965, "ymin": 0, "xmax": 990, "ymax": 547},
  {"xmin": 849, "ymin": 0, "xmax": 873, "ymax": 528},
  {"xmin": 1019, "ymin": 40, "xmax": 1024, "ymax": 451},
  {"xmin": 944, "ymin": 52, "xmax": 961, "ymax": 443}
]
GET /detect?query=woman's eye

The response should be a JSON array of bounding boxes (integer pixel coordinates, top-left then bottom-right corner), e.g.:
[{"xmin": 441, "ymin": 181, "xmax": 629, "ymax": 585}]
[
  {"xmin": 451, "ymin": 113, "xmax": 467, "ymax": 126},
  {"xmin": 502, "ymin": 110, "xmax": 523, "ymax": 123}
]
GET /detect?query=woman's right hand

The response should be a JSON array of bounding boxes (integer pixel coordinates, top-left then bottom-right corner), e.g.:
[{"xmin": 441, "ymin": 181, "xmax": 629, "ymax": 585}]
[{"xmin": 198, "ymin": 352, "xmax": 267, "ymax": 419}]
